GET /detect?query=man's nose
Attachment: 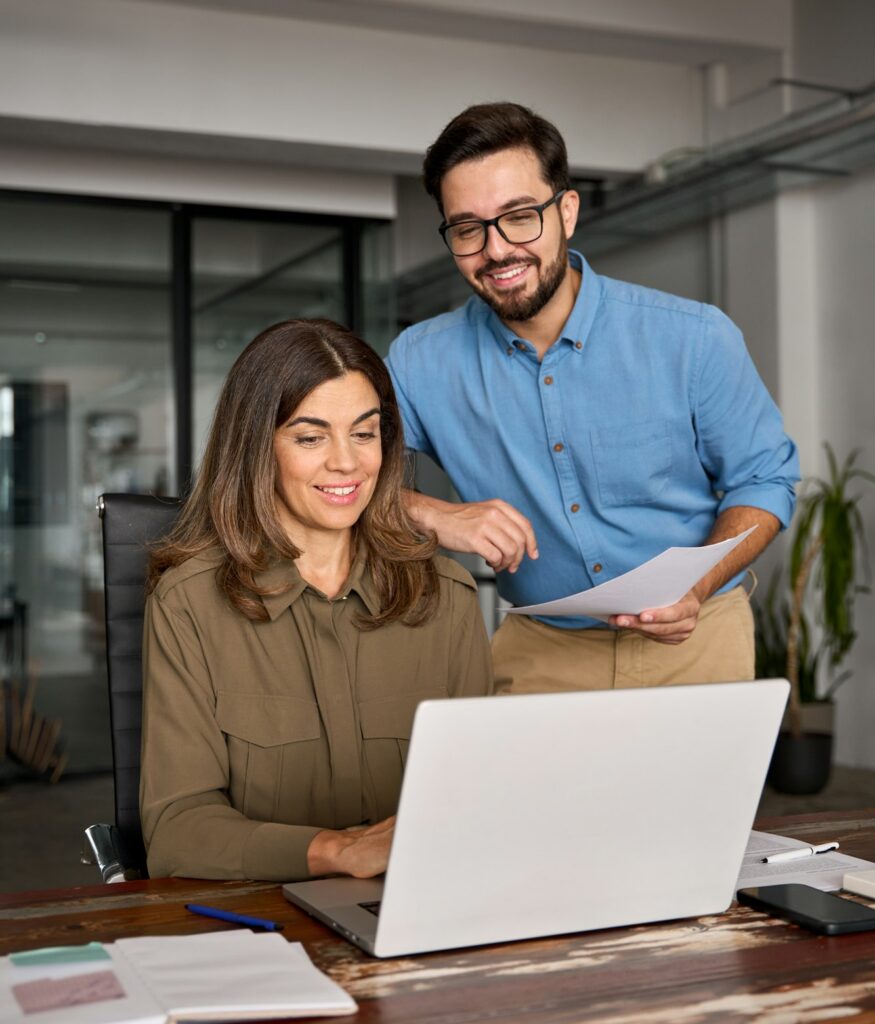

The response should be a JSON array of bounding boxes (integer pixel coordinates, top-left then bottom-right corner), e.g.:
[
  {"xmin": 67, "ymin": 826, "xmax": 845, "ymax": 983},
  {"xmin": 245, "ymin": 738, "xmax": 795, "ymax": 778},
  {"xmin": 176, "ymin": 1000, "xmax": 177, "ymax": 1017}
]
[{"xmin": 483, "ymin": 223, "xmax": 516, "ymax": 262}]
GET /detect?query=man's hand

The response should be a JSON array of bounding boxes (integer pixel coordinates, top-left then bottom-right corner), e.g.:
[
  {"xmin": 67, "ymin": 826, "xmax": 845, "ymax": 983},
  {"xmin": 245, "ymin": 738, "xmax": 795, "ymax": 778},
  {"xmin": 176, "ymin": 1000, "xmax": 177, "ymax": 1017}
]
[
  {"xmin": 609, "ymin": 506, "xmax": 780, "ymax": 645},
  {"xmin": 404, "ymin": 491, "xmax": 538, "ymax": 573},
  {"xmin": 609, "ymin": 590, "xmax": 702, "ymax": 645},
  {"xmin": 307, "ymin": 816, "xmax": 396, "ymax": 879}
]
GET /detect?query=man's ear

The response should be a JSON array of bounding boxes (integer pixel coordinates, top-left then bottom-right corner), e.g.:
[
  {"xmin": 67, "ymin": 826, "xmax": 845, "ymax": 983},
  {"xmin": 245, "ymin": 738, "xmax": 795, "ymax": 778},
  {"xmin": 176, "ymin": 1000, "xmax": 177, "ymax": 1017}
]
[{"xmin": 561, "ymin": 190, "xmax": 580, "ymax": 239}]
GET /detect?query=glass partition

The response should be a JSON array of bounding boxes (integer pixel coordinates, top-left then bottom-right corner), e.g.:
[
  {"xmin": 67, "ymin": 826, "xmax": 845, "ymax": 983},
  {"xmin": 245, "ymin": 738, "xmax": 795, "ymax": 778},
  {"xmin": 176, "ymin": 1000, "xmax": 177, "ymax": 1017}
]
[
  {"xmin": 192, "ymin": 218, "xmax": 345, "ymax": 463},
  {"xmin": 0, "ymin": 198, "xmax": 173, "ymax": 771}
]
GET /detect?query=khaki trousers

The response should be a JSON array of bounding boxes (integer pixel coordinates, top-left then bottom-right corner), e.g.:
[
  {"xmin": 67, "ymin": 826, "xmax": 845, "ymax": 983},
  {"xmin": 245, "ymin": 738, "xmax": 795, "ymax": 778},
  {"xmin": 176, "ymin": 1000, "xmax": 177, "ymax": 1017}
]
[{"xmin": 491, "ymin": 586, "xmax": 755, "ymax": 694}]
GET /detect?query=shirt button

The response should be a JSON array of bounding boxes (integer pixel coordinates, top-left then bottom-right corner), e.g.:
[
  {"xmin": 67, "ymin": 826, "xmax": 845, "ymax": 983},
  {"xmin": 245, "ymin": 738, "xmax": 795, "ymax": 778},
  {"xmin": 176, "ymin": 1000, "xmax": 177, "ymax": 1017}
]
[
  {"xmin": 593, "ymin": 563, "xmax": 603, "ymax": 573},
  {"xmin": 544, "ymin": 375, "xmax": 554, "ymax": 385},
  {"xmin": 575, "ymin": 341, "xmax": 582, "ymax": 350},
  {"xmin": 515, "ymin": 340, "xmax": 525, "ymax": 350},
  {"xmin": 570, "ymin": 503, "xmax": 580, "ymax": 513},
  {"xmin": 553, "ymin": 443, "xmax": 564, "ymax": 452},
  {"xmin": 506, "ymin": 345, "xmax": 513, "ymax": 355}
]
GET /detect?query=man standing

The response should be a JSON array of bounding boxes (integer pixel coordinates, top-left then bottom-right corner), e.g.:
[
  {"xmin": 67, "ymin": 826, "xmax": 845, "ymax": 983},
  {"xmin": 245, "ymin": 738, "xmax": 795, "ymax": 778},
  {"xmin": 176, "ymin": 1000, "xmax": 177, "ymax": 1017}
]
[{"xmin": 387, "ymin": 102, "xmax": 799, "ymax": 693}]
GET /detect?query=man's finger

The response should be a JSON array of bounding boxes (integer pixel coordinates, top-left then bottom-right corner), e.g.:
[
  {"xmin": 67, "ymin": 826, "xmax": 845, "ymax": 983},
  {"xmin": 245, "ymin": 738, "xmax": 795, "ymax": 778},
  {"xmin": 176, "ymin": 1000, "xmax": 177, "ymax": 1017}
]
[
  {"xmin": 476, "ymin": 522, "xmax": 528, "ymax": 572},
  {"xmin": 492, "ymin": 502, "xmax": 539, "ymax": 560}
]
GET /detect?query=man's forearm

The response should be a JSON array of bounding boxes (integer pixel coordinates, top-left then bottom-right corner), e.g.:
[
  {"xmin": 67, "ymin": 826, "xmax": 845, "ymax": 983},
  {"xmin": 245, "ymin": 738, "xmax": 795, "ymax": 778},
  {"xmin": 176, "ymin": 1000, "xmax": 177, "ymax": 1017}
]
[{"xmin": 692, "ymin": 506, "xmax": 781, "ymax": 602}]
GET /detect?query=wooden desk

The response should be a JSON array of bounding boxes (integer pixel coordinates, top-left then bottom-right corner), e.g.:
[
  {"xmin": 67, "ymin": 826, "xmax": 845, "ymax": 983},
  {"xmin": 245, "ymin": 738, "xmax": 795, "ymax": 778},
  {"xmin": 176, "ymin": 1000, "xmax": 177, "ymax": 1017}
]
[{"xmin": 2, "ymin": 810, "xmax": 874, "ymax": 1023}]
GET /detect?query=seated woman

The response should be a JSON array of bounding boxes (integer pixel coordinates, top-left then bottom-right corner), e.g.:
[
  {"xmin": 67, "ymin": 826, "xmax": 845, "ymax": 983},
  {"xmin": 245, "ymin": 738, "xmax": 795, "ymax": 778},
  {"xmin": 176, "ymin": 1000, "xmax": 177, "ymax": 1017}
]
[{"xmin": 140, "ymin": 319, "xmax": 492, "ymax": 881}]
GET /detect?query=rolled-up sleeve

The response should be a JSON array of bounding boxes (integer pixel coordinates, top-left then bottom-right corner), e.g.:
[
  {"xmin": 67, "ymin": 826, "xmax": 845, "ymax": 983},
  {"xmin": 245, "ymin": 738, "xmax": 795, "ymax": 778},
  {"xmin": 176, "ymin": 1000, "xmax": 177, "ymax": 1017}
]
[
  {"xmin": 694, "ymin": 310, "xmax": 799, "ymax": 528},
  {"xmin": 141, "ymin": 594, "xmax": 320, "ymax": 881}
]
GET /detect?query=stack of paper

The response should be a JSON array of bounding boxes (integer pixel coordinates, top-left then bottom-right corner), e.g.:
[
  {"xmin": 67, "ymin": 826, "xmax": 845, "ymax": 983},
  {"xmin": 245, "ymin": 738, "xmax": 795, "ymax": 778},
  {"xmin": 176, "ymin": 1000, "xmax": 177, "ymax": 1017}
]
[
  {"xmin": 0, "ymin": 930, "xmax": 356, "ymax": 1023},
  {"xmin": 736, "ymin": 831, "xmax": 875, "ymax": 892}
]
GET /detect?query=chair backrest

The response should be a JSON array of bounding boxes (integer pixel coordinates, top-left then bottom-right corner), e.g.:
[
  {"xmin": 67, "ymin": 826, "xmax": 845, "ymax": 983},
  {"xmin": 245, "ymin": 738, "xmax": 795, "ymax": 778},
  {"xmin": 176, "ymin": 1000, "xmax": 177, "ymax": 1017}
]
[{"xmin": 99, "ymin": 492, "xmax": 182, "ymax": 875}]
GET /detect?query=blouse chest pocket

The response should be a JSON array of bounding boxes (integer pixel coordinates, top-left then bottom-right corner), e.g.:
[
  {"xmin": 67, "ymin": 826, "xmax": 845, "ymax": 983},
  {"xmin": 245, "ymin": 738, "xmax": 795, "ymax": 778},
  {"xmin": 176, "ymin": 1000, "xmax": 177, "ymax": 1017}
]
[
  {"xmin": 590, "ymin": 419, "xmax": 673, "ymax": 507},
  {"xmin": 358, "ymin": 689, "xmax": 440, "ymax": 772},
  {"xmin": 216, "ymin": 692, "xmax": 321, "ymax": 745},
  {"xmin": 358, "ymin": 691, "xmax": 430, "ymax": 740},
  {"xmin": 358, "ymin": 691, "xmax": 438, "ymax": 818},
  {"xmin": 216, "ymin": 692, "xmax": 321, "ymax": 820}
]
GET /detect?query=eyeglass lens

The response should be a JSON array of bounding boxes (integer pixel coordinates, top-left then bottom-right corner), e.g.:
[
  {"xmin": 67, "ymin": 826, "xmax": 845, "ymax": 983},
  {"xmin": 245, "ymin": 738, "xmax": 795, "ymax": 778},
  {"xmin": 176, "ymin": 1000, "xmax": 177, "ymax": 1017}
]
[{"xmin": 445, "ymin": 207, "xmax": 543, "ymax": 256}]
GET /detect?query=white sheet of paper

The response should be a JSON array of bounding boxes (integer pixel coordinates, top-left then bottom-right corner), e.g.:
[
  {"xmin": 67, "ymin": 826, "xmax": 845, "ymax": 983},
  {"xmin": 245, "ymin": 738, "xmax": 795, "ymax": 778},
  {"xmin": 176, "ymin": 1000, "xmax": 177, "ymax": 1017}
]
[
  {"xmin": 735, "ymin": 830, "xmax": 875, "ymax": 892},
  {"xmin": 504, "ymin": 526, "xmax": 757, "ymax": 620},
  {"xmin": 0, "ymin": 932, "xmax": 356, "ymax": 1024}
]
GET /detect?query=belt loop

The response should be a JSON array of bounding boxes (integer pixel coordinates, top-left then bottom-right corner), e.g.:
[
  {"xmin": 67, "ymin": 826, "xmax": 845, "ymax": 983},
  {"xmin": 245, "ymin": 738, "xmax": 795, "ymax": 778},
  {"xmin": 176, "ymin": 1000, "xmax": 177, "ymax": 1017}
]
[{"xmin": 742, "ymin": 568, "xmax": 758, "ymax": 598}]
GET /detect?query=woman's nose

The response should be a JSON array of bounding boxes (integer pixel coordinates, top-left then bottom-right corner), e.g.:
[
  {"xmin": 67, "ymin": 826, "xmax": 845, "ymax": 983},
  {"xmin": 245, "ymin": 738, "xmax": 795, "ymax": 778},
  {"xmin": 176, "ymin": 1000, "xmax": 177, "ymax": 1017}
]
[{"xmin": 325, "ymin": 437, "xmax": 357, "ymax": 472}]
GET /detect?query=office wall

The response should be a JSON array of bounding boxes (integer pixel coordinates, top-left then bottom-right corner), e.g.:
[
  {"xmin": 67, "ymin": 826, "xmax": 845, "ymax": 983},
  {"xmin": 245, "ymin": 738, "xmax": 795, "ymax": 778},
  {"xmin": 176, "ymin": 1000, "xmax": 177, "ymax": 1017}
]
[
  {"xmin": 0, "ymin": 0, "xmax": 703, "ymax": 181},
  {"xmin": 792, "ymin": 0, "xmax": 875, "ymax": 101}
]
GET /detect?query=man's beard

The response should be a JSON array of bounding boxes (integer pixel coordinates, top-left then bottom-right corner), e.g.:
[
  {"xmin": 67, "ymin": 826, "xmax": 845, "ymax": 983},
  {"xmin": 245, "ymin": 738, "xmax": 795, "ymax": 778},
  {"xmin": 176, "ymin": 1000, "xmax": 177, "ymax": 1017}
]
[{"xmin": 472, "ymin": 238, "xmax": 568, "ymax": 323}]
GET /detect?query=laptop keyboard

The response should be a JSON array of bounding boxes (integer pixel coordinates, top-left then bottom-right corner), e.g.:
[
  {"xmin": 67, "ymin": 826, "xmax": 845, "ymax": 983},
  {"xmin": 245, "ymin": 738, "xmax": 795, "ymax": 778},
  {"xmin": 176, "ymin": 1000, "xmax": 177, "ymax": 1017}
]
[{"xmin": 358, "ymin": 900, "xmax": 381, "ymax": 917}]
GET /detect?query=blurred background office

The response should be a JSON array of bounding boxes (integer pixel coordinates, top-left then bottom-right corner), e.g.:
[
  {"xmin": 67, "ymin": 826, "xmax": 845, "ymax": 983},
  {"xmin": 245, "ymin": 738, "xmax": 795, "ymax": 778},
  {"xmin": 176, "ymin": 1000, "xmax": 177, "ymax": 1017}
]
[{"xmin": 1, "ymin": 0, "xmax": 873, "ymax": 887}]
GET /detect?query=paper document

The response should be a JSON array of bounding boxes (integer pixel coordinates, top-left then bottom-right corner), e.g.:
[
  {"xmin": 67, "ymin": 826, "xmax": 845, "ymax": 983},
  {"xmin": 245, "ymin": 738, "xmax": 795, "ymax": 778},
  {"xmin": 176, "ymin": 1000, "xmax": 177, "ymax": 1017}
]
[
  {"xmin": 0, "ymin": 930, "xmax": 356, "ymax": 1024},
  {"xmin": 736, "ymin": 830, "xmax": 875, "ymax": 892},
  {"xmin": 505, "ymin": 526, "xmax": 757, "ymax": 620}
]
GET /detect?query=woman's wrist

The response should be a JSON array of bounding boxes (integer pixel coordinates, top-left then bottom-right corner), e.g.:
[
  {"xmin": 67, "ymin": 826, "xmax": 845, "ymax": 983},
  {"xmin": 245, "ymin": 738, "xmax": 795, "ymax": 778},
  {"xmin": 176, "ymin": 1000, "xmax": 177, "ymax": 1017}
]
[{"xmin": 306, "ymin": 829, "xmax": 349, "ymax": 876}]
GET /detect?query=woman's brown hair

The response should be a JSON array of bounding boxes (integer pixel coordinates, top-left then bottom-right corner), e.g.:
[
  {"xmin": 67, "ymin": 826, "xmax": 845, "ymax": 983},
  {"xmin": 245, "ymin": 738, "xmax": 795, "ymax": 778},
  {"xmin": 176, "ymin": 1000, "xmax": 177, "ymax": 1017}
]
[{"xmin": 148, "ymin": 319, "xmax": 439, "ymax": 628}]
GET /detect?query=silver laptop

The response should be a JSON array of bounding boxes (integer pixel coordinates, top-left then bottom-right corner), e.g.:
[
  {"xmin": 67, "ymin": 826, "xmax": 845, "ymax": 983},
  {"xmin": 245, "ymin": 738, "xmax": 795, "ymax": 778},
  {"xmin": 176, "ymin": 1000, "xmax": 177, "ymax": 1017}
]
[{"xmin": 283, "ymin": 679, "xmax": 788, "ymax": 958}]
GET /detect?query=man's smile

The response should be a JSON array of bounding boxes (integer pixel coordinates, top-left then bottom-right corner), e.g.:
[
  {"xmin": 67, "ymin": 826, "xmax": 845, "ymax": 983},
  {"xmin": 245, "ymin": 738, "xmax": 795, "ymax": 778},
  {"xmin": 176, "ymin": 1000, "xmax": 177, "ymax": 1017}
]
[{"xmin": 478, "ymin": 258, "xmax": 538, "ymax": 290}]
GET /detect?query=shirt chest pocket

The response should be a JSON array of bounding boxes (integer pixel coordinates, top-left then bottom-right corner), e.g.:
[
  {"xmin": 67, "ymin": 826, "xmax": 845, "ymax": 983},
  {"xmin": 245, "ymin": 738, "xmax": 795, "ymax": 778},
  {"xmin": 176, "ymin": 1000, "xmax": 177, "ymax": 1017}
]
[
  {"xmin": 216, "ymin": 692, "xmax": 321, "ymax": 820},
  {"xmin": 590, "ymin": 419, "xmax": 673, "ymax": 507}
]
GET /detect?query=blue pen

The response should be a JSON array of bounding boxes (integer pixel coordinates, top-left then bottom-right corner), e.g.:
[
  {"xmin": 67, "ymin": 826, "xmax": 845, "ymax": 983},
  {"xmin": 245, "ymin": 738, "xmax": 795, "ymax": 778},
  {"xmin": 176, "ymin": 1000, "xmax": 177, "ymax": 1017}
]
[{"xmin": 184, "ymin": 903, "xmax": 284, "ymax": 931}]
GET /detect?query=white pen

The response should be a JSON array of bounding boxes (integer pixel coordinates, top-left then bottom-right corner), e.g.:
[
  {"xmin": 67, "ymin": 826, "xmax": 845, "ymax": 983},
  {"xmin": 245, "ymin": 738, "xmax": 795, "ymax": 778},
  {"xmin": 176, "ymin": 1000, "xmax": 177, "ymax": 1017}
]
[{"xmin": 762, "ymin": 841, "xmax": 839, "ymax": 864}]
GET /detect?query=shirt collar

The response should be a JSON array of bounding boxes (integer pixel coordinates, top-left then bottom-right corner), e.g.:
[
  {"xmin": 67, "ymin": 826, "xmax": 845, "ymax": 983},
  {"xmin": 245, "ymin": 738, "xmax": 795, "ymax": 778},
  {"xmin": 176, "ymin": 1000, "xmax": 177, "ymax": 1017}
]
[
  {"xmin": 256, "ymin": 546, "xmax": 382, "ymax": 621},
  {"xmin": 487, "ymin": 249, "xmax": 603, "ymax": 357}
]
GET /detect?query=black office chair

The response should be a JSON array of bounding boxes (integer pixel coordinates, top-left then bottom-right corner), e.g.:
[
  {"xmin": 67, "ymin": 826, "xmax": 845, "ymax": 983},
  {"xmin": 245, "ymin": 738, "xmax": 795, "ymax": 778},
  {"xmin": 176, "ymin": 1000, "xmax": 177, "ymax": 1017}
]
[{"xmin": 83, "ymin": 492, "xmax": 183, "ymax": 881}]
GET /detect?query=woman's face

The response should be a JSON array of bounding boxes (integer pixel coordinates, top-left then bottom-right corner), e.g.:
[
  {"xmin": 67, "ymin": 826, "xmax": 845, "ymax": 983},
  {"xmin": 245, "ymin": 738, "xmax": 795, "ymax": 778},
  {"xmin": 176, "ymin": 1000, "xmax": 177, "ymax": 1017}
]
[{"xmin": 273, "ymin": 371, "xmax": 382, "ymax": 543}]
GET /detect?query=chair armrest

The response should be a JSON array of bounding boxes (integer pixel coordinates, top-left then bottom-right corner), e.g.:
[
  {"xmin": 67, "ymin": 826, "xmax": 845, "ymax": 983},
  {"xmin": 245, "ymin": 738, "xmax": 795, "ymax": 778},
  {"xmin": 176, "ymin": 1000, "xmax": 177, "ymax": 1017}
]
[{"xmin": 81, "ymin": 824, "xmax": 144, "ymax": 883}]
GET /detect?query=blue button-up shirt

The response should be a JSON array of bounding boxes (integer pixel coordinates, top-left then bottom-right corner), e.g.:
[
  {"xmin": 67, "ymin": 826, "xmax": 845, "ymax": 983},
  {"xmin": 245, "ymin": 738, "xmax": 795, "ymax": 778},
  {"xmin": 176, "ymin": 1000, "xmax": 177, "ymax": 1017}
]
[{"xmin": 387, "ymin": 252, "xmax": 799, "ymax": 629}]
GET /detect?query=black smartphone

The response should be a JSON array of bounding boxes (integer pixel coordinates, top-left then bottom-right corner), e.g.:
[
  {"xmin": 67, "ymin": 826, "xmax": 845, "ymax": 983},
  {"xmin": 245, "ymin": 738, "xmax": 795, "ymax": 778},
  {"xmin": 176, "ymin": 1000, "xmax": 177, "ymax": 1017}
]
[{"xmin": 737, "ymin": 884, "xmax": 875, "ymax": 935}]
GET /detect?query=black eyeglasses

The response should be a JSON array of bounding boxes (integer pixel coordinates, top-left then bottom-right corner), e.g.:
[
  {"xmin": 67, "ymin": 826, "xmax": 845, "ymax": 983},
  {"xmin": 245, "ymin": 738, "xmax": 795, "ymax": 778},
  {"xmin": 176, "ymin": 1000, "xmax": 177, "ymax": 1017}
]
[{"xmin": 439, "ymin": 190, "xmax": 567, "ymax": 257}]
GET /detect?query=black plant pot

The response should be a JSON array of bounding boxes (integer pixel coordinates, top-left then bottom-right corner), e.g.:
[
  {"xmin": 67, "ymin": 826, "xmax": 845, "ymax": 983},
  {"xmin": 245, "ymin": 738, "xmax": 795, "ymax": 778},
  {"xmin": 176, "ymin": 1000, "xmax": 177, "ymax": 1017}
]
[{"xmin": 767, "ymin": 731, "xmax": 833, "ymax": 795}]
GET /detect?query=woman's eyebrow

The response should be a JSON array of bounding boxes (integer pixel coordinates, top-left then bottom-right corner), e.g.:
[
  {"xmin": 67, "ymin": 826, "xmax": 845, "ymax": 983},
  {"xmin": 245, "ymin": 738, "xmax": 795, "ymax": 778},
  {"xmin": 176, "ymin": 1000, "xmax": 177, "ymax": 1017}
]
[
  {"xmin": 286, "ymin": 415, "xmax": 329, "ymax": 428},
  {"xmin": 285, "ymin": 407, "xmax": 380, "ymax": 429},
  {"xmin": 353, "ymin": 407, "xmax": 380, "ymax": 425}
]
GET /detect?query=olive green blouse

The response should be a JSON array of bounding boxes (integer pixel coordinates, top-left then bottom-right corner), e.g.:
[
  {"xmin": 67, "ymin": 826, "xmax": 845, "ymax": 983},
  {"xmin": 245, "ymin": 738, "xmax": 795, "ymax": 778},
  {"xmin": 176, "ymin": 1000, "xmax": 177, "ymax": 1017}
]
[{"xmin": 140, "ymin": 551, "xmax": 492, "ymax": 881}]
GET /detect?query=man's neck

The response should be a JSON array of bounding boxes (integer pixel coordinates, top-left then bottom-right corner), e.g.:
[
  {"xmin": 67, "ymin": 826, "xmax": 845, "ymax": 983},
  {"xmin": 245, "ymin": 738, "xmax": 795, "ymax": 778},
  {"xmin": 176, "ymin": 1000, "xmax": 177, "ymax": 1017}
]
[{"xmin": 501, "ymin": 264, "xmax": 582, "ymax": 361}]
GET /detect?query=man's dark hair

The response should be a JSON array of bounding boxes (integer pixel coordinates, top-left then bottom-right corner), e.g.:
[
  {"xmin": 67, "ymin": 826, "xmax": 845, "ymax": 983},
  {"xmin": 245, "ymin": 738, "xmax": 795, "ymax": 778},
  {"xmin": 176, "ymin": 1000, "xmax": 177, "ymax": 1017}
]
[{"xmin": 423, "ymin": 102, "xmax": 571, "ymax": 213}]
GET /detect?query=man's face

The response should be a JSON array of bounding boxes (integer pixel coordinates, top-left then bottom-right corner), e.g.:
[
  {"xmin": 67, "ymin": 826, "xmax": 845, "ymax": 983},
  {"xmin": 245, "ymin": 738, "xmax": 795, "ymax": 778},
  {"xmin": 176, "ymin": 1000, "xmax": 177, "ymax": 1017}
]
[{"xmin": 439, "ymin": 146, "xmax": 579, "ymax": 323}]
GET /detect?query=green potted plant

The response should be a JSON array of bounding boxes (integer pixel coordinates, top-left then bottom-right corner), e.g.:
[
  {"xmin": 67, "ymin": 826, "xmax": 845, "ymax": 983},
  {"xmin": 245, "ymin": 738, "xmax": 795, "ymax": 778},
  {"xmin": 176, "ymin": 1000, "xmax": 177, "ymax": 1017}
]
[{"xmin": 754, "ymin": 444, "xmax": 874, "ymax": 794}]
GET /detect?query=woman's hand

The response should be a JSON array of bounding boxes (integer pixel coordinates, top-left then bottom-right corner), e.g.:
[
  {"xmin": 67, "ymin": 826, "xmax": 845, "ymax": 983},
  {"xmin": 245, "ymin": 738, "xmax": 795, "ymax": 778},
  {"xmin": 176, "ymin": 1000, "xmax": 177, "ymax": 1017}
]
[{"xmin": 306, "ymin": 816, "xmax": 396, "ymax": 878}]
